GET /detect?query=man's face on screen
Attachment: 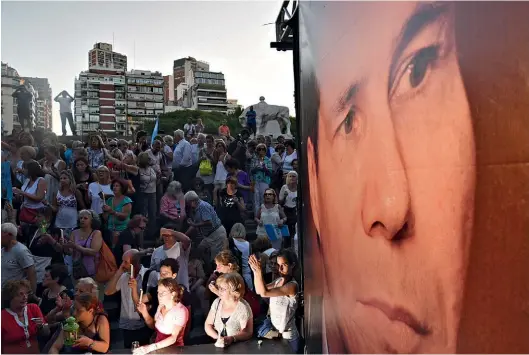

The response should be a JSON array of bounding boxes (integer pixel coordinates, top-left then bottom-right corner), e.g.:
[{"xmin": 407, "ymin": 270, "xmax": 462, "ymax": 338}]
[{"xmin": 308, "ymin": 2, "xmax": 476, "ymax": 353}]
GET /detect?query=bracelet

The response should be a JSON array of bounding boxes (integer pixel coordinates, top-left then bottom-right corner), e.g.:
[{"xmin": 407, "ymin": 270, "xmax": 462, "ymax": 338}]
[
  {"xmin": 88, "ymin": 341, "xmax": 95, "ymax": 350},
  {"xmin": 232, "ymin": 335, "xmax": 237, "ymax": 343}
]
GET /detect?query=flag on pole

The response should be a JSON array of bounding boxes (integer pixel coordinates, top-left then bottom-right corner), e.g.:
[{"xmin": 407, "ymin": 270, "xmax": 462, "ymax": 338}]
[{"xmin": 151, "ymin": 117, "xmax": 159, "ymax": 145}]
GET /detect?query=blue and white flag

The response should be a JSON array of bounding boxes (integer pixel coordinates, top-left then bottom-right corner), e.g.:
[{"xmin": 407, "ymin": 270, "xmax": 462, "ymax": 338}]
[{"xmin": 151, "ymin": 117, "xmax": 159, "ymax": 146}]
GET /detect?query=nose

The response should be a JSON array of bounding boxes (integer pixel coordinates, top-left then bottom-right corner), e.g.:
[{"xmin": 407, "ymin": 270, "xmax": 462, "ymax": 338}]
[{"xmin": 361, "ymin": 109, "xmax": 411, "ymax": 242}]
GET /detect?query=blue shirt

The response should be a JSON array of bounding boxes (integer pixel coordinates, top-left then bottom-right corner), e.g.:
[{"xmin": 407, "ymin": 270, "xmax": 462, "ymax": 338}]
[
  {"xmin": 246, "ymin": 110, "xmax": 256, "ymax": 125},
  {"xmin": 193, "ymin": 200, "xmax": 222, "ymax": 237},
  {"xmin": 172, "ymin": 139, "xmax": 192, "ymax": 169}
]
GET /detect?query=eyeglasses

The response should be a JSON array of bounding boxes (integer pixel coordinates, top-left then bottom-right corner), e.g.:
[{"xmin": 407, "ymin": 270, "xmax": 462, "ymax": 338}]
[{"xmin": 157, "ymin": 290, "xmax": 170, "ymax": 297}]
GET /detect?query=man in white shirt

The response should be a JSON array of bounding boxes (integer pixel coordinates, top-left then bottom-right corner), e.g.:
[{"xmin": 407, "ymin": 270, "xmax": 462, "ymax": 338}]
[
  {"xmin": 54, "ymin": 90, "xmax": 76, "ymax": 136},
  {"xmin": 105, "ymin": 249, "xmax": 158, "ymax": 348},
  {"xmin": 172, "ymin": 129, "xmax": 193, "ymax": 191}
]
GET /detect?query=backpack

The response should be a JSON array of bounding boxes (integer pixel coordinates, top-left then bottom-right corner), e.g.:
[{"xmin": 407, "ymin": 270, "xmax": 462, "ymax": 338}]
[{"xmin": 94, "ymin": 240, "xmax": 118, "ymax": 283}]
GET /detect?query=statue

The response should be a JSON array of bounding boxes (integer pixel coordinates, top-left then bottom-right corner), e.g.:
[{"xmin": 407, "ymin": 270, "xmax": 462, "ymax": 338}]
[{"xmin": 239, "ymin": 96, "xmax": 292, "ymax": 138}]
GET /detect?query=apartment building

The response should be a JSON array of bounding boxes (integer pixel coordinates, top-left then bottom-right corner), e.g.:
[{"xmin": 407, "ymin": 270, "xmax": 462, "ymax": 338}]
[
  {"xmin": 163, "ymin": 75, "xmax": 174, "ymax": 105},
  {"xmin": 183, "ymin": 70, "xmax": 228, "ymax": 113},
  {"xmin": 24, "ymin": 77, "xmax": 53, "ymax": 130},
  {"xmin": 173, "ymin": 57, "xmax": 209, "ymax": 100},
  {"xmin": 74, "ymin": 67, "xmax": 126, "ymax": 135},
  {"xmin": 89, "ymin": 42, "xmax": 127, "ymax": 71},
  {"xmin": 126, "ymin": 69, "xmax": 164, "ymax": 132}
]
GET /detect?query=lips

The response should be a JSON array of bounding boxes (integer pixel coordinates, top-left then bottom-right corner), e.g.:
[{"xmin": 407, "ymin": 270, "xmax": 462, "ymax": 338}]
[{"xmin": 358, "ymin": 299, "xmax": 431, "ymax": 336}]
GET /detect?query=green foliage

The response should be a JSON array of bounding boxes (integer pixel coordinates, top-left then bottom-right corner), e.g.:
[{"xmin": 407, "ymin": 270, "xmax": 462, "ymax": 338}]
[
  {"xmin": 144, "ymin": 110, "xmax": 242, "ymax": 136},
  {"xmin": 144, "ymin": 109, "xmax": 297, "ymax": 138}
]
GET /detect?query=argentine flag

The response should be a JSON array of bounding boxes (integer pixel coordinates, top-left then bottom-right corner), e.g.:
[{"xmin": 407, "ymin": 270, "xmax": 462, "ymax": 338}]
[{"xmin": 151, "ymin": 117, "xmax": 159, "ymax": 146}]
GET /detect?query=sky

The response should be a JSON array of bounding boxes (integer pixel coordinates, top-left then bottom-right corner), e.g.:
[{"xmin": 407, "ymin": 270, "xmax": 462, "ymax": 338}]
[{"xmin": 1, "ymin": 1, "xmax": 294, "ymax": 134}]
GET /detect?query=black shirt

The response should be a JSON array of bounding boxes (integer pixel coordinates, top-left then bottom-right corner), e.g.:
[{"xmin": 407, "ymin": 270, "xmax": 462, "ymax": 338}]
[{"xmin": 217, "ymin": 188, "xmax": 243, "ymax": 223}]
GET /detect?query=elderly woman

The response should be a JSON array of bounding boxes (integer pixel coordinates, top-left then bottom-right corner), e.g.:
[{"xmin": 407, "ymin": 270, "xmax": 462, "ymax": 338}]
[
  {"xmin": 1, "ymin": 280, "xmax": 50, "ymax": 354},
  {"xmin": 255, "ymin": 188, "xmax": 287, "ymax": 250},
  {"xmin": 279, "ymin": 171, "xmax": 298, "ymax": 247},
  {"xmin": 48, "ymin": 293, "xmax": 110, "ymax": 354},
  {"xmin": 204, "ymin": 273, "xmax": 253, "ymax": 347},
  {"xmin": 150, "ymin": 227, "xmax": 191, "ymax": 290},
  {"xmin": 14, "ymin": 145, "xmax": 36, "ymax": 186},
  {"xmin": 184, "ymin": 191, "xmax": 228, "ymax": 266},
  {"xmin": 135, "ymin": 278, "xmax": 189, "ymax": 354},
  {"xmin": 230, "ymin": 223, "xmax": 253, "ymax": 291},
  {"xmin": 160, "ymin": 181, "xmax": 186, "ymax": 228}
]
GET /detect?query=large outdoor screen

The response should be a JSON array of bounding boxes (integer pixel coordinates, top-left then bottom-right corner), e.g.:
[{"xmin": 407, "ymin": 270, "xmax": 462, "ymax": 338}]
[{"xmin": 298, "ymin": 2, "xmax": 529, "ymax": 353}]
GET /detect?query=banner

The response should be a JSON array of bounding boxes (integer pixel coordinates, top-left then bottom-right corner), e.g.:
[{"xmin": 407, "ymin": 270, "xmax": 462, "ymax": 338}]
[{"xmin": 298, "ymin": 2, "xmax": 529, "ymax": 353}]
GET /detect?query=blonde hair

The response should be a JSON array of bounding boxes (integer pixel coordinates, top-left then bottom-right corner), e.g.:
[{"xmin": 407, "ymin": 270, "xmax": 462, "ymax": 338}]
[
  {"xmin": 286, "ymin": 171, "xmax": 298, "ymax": 185},
  {"xmin": 76, "ymin": 277, "xmax": 99, "ymax": 298},
  {"xmin": 18, "ymin": 145, "xmax": 36, "ymax": 159},
  {"xmin": 216, "ymin": 272, "xmax": 245, "ymax": 300}
]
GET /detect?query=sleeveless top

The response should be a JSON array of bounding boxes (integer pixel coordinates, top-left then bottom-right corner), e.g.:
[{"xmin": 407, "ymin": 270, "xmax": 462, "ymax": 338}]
[
  {"xmin": 21, "ymin": 177, "xmax": 45, "ymax": 209},
  {"xmin": 73, "ymin": 230, "xmax": 99, "ymax": 276},
  {"xmin": 55, "ymin": 191, "xmax": 78, "ymax": 229},
  {"xmin": 256, "ymin": 204, "xmax": 282, "ymax": 250},
  {"xmin": 269, "ymin": 279, "xmax": 298, "ymax": 339}
]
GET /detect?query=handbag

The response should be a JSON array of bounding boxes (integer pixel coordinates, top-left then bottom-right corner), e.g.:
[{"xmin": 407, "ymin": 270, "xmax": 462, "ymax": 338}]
[
  {"xmin": 72, "ymin": 232, "xmax": 93, "ymax": 279},
  {"xmin": 19, "ymin": 207, "xmax": 38, "ymax": 224},
  {"xmin": 199, "ymin": 159, "xmax": 213, "ymax": 176}
]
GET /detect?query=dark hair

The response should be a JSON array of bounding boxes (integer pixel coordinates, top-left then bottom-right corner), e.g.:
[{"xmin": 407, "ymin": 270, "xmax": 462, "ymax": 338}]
[
  {"xmin": 224, "ymin": 158, "xmax": 239, "ymax": 170},
  {"xmin": 111, "ymin": 178, "xmax": 128, "ymax": 195},
  {"xmin": 162, "ymin": 223, "xmax": 179, "ymax": 231},
  {"xmin": 158, "ymin": 278, "xmax": 184, "ymax": 303},
  {"xmin": 206, "ymin": 134, "xmax": 214, "ymax": 142},
  {"xmin": 72, "ymin": 157, "xmax": 93, "ymax": 183},
  {"xmin": 284, "ymin": 139, "xmax": 296, "ymax": 150},
  {"xmin": 45, "ymin": 264, "xmax": 69, "ymax": 284},
  {"xmin": 127, "ymin": 214, "xmax": 147, "ymax": 229},
  {"xmin": 24, "ymin": 160, "xmax": 45, "ymax": 179},
  {"xmin": 247, "ymin": 140, "xmax": 257, "ymax": 149},
  {"xmin": 2, "ymin": 280, "xmax": 31, "ymax": 309},
  {"xmin": 160, "ymin": 258, "xmax": 179, "ymax": 275},
  {"xmin": 277, "ymin": 248, "xmax": 298, "ymax": 270}
]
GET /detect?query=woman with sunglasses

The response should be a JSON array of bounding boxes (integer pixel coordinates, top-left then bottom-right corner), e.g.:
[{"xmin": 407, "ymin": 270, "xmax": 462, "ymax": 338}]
[{"xmin": 255, "ymin": 189, "xmax": 287, "ymax": 251}]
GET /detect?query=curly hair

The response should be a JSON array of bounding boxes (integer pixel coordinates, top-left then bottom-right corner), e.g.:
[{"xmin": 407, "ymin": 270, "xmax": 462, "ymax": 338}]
[
  {"xmin": 2, "ymin": 280, "xmax": 30, "ymax": 309},
  {"xmin": 158, "ymin": 278, "xmax": 184, "ymax": 303}
]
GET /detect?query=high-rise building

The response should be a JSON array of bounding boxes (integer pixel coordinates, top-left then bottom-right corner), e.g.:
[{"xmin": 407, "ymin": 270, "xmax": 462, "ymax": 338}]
[
  {"xmin": 89, "ymin": 43, "xmax": 127, "ymax": 71},
  {"xmin": 74, "ymin": 67, "xmax": 127, "ymax": 135},
  {"xmin": 227, "ymin": 99, "xmax": 242, "ymax": 115},
  {"xmin": 182, "ymin": 70, "xmax": 228, "ymax": 113},
  {"xmin": 24, "ymin": 77, "xmax": 53, "ymax": 130},
  {"xmin": 1, "ymin": 63, "xmax": 37, "ymax": 134},
  {"xmin": 126, "ymin": 70, "xmax": 164, "ymax": 133},
  {"xmin": 163, "ymin": 75, "xmax": 174, "ymax": 105},
  {"xmin": 173, "ymin": 57, "xmax": 209, "ymax": 100}
]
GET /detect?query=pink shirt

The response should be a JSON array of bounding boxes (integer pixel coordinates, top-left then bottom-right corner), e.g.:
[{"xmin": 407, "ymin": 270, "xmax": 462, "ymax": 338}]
[{"xmin": 154, "ymin": 303, "xmax": 189, "ymax": 346}]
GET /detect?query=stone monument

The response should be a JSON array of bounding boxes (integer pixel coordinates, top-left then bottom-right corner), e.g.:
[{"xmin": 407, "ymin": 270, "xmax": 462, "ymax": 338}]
[{"xmin": 239, "ymin": 96, "xmax": 292, "ymax": 138}]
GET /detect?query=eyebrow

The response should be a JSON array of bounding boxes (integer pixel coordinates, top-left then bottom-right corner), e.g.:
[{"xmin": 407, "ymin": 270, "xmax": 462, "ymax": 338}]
[
  {"xmin": 388, "ymin": 2, "xmax": 449, "ymax": 92},
  {"xmin": 335, "ymin": 82, "xmax": 361, "ymax": 114}
]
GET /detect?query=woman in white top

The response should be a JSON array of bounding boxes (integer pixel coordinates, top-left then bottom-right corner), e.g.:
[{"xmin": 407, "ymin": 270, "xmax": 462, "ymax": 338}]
[
  {"xmin": 255, "ymin": 189, "xmax": 287, "ymax": 250},
  {"xmin": 279, "ymin": 171, "xmax": 298, "ymax": 247},
  {"xmin": 213, "ymin": 140, "xmax": 229, "ymax": 206},
  {"xmin": 281, "ymin": 140, "xmax": 297, "ymax": 175},
  {"xmin": 205, "ymin": 273, "xmax": 253, "ymax": 348},
  {"xmin": 87, "ymin": 166, "xmax": 114, "ymax": 215},
  {"xmin": 12, "ymin": 160, "xmax": 47, "ymax": 226},
  {"xmin": 249, "ymin": 249, "xmax": 299, "ymax": 353},
  {"xmin": 229, "ymin": 223, "xmax": 253, "ymax": 291},
  {"xmin": 51, "ymin": 170, "xmax": 84, "ymax": 233},
  {"xmin": 42, "ymin": 145, "xmax": 66, "ymax": 205}
]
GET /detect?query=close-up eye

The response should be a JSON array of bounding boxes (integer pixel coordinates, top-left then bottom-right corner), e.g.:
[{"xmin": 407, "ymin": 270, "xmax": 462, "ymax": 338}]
[
  {"xmin": 337, "ymin": 107, "xmax": 357, "ymax": 136},
  {"xmin": 390, "ymin": 45, "xmax": 440, "ymax": 100}
]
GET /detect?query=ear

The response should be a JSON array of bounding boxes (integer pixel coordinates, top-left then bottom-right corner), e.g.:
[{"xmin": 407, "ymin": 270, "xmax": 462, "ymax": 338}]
[{"xmin": 307, "ymin": 138, "xmax": 321, "ymax": 234}]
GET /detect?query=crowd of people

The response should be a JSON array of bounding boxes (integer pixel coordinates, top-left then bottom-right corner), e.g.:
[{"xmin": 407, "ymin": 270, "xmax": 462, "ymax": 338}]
[{"xmin": 1, "ymin": 123, "xmax": 301, "ymax": 354}]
